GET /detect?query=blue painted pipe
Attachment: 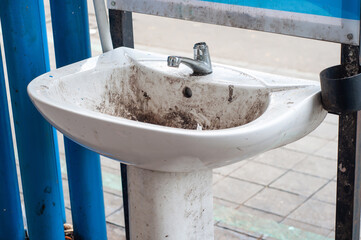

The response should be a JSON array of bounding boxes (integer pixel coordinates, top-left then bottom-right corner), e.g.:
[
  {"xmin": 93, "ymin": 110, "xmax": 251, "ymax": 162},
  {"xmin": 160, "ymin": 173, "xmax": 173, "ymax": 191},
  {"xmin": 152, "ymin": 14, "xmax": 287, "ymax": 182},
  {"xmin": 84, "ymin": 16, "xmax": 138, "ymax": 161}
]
[
  {"xmin": 0, "ymin": 46, "xmax": 25, "ymax": 240},
  {"xmin": 49, "ymin": 0, "xmax": 107, "ymax": 239},
  {"xmin": 63, "ymin": 138, "xmax": 107, "ymax": 239},
  {"xmin": 0, "ymin": 1, "xmax": 65, "ymax": 239}
]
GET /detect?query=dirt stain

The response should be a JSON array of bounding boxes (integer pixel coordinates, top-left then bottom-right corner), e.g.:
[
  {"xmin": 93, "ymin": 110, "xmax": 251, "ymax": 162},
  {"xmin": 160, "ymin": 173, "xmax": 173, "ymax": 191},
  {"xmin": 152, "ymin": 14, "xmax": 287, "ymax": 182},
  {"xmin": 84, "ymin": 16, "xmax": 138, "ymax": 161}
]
[
  {"xmin": 95, "ymin": 64, "xmax": 269, "ymax": 130},
  {"xmin": 228, "ymin": 85, "xmax": 234, "ymax": 103}
]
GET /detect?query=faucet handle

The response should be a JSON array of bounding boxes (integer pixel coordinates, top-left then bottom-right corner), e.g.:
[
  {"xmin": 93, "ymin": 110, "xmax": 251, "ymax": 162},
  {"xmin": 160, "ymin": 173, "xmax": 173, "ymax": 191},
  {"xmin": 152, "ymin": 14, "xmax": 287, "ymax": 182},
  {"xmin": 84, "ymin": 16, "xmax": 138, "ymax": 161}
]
[
  {"xmin": 193, "ymin": 42, "xmax": 208, "ymax": 61},
  {"xmin": 193, "ymin": 42, "xmax": 207, "ymax": 49},
  {"xmin": 193, "ymin": 42, "xmax": 211, "ymax": 68}
]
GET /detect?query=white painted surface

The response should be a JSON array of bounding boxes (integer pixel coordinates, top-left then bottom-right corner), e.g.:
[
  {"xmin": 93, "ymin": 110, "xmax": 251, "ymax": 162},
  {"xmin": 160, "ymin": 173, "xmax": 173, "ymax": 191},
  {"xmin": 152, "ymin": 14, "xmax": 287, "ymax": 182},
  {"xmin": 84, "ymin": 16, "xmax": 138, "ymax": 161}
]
[
  {"xmin": 127, "ymin": 166, "xmax": 214, "ymax": 240},
  {"xmin": 27, "ymin": 47, "xmax": 327, "ymax": 172}
]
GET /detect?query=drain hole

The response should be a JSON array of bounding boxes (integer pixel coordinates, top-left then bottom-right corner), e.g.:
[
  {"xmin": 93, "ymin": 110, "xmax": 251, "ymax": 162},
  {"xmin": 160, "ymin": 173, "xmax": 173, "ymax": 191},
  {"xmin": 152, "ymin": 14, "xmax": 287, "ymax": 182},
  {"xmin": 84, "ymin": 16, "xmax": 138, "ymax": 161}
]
[{"xmin": 183, "ymin": 87, "xmax": 192, "ymax": 98}]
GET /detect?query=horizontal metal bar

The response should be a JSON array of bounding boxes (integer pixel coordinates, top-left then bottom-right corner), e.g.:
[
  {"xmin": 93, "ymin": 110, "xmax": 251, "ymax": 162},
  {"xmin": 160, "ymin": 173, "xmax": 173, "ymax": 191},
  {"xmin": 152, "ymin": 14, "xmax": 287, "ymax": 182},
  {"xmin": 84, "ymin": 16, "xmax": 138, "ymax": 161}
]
[{"xmin": 108, "ymin": 0, "xmax": 359, "ymax": 45}]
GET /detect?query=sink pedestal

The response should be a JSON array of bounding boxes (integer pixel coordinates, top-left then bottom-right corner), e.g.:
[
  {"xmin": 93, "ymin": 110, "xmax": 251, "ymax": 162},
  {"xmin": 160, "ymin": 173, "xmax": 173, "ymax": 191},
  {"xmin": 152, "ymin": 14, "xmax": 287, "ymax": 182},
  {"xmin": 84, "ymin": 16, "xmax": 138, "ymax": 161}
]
[{"xmin": 127, "ymin": 166, "xmax": 214, "ymax": 240}]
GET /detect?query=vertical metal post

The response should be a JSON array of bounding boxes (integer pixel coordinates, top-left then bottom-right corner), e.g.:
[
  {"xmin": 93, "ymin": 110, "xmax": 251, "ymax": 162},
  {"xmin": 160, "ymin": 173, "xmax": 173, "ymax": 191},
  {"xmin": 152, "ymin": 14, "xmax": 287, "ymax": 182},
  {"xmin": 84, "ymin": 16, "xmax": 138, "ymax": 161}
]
[
  {"xmin": 109, "ymin": 10, "xmax": 134, "ymax": 49},
  {"xmin": 49, "ymin": 0, "xmax": 108, "ymax": 239},
  {"xmin": 334, "ymin": 44, "xmax": 361, "ymax": 240},
  {"xmin": 0, "ymin": 1, "xmax": 65, "ymax": 239},
  {"xmin": 0, "ymin": 46, "xmax": 25, "ymax": 240},
  {"xmin": 109, "ymin": 9, "xmax": 134, "ymax": 240}
]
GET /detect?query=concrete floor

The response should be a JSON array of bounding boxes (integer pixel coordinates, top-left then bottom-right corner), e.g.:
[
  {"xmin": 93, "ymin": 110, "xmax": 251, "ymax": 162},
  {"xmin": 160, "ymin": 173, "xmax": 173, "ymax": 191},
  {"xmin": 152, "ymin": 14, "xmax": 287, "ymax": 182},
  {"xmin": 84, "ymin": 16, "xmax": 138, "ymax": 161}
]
[{"xmin": 1, "ymin": 0, "xmax": 348, "ymax": 239}]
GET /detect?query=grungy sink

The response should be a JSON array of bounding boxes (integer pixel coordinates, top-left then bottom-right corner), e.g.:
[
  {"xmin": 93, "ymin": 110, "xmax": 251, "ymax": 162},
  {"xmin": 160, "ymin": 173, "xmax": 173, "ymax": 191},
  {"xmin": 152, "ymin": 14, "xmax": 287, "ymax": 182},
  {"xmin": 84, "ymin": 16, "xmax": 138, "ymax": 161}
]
[{"xmin": 28, "ymin": 47, "xmax": 327, "ymax": 172}]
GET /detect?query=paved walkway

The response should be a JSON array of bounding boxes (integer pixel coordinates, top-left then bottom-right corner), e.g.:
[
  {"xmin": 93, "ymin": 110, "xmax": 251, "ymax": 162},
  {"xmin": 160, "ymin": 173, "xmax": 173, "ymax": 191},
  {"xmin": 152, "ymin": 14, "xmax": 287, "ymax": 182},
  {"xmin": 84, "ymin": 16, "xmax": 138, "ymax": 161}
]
[{"xmin": 5, "ymin": 1, "xmax": 346, "ymax": 239}]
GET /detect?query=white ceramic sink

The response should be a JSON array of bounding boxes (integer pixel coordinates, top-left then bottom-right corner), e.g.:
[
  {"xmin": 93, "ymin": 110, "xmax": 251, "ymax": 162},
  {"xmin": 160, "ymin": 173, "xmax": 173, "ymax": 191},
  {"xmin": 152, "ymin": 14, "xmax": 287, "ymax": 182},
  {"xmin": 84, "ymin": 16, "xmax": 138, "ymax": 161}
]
[{"xmin": 28, "ymin": 47, "xmax": 326, "ymax": 172}]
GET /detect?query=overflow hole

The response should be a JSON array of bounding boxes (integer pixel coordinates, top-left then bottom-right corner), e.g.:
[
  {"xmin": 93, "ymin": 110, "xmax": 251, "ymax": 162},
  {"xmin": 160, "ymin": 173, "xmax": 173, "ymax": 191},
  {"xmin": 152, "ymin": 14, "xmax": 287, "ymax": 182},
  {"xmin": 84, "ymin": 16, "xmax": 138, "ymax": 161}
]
[{"xmin": 183, "ymin": 87, "xmax": 192, "ymax": 98}]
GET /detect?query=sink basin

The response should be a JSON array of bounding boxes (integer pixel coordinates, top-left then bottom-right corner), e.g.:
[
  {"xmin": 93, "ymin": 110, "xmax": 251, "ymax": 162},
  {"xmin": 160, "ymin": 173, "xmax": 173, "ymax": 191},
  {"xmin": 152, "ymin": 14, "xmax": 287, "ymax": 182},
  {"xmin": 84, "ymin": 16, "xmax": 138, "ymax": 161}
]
[{"xmin": 28, "ymin": 47, "xmax": 326, "ymax": 172}]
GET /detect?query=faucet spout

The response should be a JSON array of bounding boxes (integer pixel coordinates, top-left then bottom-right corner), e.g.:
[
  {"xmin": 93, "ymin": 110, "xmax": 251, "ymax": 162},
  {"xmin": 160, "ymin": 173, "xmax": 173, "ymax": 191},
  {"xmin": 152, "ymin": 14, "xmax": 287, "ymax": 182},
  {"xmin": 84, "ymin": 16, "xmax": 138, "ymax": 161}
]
[
  {"xmin": 167, "ymin": 56, "xmax": 212, "ymax": 75},
  {"xmin": 167, "ymin": 42, "xmax": 212, "ymax": 75}
]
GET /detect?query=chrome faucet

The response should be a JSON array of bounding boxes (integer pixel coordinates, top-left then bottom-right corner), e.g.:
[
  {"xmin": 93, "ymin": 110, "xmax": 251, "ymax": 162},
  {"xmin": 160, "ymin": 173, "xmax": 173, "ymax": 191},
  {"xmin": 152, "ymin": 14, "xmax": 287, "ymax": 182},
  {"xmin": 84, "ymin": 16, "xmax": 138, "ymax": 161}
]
[{"xmin": 167, "ymin": 42, "xmax": 212, "ymax": 75}]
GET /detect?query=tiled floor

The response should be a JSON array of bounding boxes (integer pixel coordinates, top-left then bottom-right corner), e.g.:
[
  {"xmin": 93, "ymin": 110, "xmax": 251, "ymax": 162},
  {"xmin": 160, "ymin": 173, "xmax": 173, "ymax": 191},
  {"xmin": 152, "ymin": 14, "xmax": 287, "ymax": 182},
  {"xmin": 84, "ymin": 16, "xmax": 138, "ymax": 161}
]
[{"xmin": 3, "ymin": 0, "xmax": 346, "ymax": 239}]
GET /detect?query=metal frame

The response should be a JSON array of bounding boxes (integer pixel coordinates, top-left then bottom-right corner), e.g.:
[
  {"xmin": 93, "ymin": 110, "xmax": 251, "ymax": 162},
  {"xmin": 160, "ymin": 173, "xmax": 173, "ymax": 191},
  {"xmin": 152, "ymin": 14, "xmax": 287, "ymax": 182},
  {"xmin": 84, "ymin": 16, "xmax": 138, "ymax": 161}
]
[
  {"xmin": 108, "ymin": 7, "xmax": 361, "ymax": 240},
  {"xmin": 333, "ymin": 44, "xmax": 361, "ymax": 240},
  {"xmin": 108, "ymin": 0, "xmax": 360, "ymax": 45}
]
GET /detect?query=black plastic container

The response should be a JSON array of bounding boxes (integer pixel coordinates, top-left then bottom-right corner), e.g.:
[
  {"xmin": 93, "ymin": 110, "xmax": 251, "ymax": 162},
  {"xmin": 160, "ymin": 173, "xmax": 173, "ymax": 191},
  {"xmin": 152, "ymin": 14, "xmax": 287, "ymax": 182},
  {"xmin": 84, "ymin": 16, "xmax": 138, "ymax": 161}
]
[{"xmin": 320, "ymin": 65, "xmax": 361, "ymax": 114}]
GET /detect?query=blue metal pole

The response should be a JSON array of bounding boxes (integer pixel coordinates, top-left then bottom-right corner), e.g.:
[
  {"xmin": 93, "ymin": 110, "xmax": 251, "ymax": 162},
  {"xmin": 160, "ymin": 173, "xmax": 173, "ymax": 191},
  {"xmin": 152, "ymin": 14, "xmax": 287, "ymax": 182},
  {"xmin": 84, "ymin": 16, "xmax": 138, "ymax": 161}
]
[
  {"xmin": 0, "ymin": 46, "xmax": 25, "ymax": 240},
  {"xmin": 63, "ymin": 139, "xmax": 107, "ymax": 239},
  {"xmin": 49, "ymin": 0, "xmax": 107, "ymax": 239},
  {"xmin": 0, "ymin": 1, "xmax": 65, "ymax": 239}
]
